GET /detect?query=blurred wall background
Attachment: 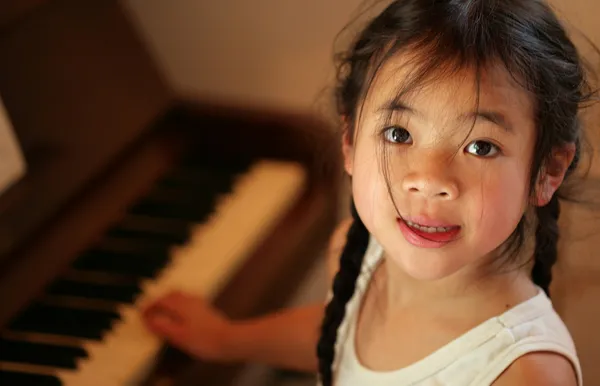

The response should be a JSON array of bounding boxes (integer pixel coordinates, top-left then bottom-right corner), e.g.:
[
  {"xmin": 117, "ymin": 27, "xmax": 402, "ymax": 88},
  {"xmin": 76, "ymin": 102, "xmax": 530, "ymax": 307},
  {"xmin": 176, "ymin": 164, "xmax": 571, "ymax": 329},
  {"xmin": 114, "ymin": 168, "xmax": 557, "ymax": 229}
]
[{"xmin": 121, "ymin": 0, "xmax": 367, "ymax": 113}]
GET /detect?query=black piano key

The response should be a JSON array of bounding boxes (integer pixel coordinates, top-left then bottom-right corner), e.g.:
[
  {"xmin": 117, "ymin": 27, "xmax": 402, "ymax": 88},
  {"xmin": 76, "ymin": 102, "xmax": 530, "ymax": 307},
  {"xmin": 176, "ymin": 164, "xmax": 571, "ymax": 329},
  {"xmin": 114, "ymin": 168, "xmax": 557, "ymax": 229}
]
[
  {"xmin": 106, "ymin": 215, "xmax": 191, "ymax": 245},
  {"xmin": 144, "ymin": 186, "xmax": 213, "ymax": 205},
  {"xmin": 47, "ymin": 279, "xmax": 141, "ymax": 303},
  {"xmin": 130, "ymin": 164, "xmax": 238, "ymax": 219},
  {"xmin": 134, "ymin": 189, "xmax": 217, "ymax": 219},
  {"xmin": 180, "ymin": 154, "xmax": 253, "ymax": 174},
  {"xmin": 0, "ymin": 338, "xmax": 87, "ymax": 369},
  {"xmin": 72, "ymin": 250, "xmax": 166, "ymax": 277},
  {"xmin": 96, "ymin": 237, "xmax": 171, "ymax": 258},
  {"xmin": 128, "ymin": 199, "xmax": 214, "ymax": 222},
  {"xmin": 8, "ymin": 303, "xmax": 119, "ymax": 340},
  {"xmin": 159, "ymin": 167, "xmax": 237, "ymax": 194},
  {"xmin": 0, "ymin": 371, "xmax": 62, "ymax": 386},
  {"xmin": 206, "ymin": 171, "xmax": 244, "ymax": 193},
  {"xmin": 157, "ymin": 168, "xmax": 210, "ymax": 189},
  {"xmin": 153, "ymin": 186, "xmax": 219, "ymax": 207}
]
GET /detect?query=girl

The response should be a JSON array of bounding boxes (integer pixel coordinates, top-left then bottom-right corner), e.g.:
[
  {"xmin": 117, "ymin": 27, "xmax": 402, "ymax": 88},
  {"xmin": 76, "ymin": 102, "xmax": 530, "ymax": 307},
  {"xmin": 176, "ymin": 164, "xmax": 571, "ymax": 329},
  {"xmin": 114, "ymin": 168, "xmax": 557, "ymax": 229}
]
[{"xmin": 143, "ymin": 0, "xmax": 596, "ymax": 384}]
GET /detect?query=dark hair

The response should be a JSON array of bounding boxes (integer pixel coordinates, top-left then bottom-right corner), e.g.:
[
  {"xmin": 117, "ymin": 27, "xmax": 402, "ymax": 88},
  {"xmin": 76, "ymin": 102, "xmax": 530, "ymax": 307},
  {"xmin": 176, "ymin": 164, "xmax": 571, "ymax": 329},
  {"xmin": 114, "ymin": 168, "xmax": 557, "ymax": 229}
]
[{"xmin": 317, "ymin": 0, "xmax": 597, "ymax": 385}]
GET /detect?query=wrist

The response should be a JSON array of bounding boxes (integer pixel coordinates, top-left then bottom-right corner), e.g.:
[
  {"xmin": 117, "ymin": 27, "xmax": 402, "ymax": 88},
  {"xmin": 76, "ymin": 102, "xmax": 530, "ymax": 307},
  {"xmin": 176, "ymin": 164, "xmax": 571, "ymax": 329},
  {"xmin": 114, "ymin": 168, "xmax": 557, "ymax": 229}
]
[{"xmin": 219, "ymin": 320, "xmax": 250, "ymax": 362}]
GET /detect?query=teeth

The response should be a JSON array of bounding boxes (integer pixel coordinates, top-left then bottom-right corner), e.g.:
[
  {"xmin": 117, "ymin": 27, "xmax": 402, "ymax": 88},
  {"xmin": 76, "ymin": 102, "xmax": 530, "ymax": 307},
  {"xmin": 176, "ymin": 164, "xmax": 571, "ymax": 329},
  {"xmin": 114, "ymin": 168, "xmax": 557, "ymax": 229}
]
[{"xmin": 405, "ymin": 219, "xmax": 452, "ymax": 233}]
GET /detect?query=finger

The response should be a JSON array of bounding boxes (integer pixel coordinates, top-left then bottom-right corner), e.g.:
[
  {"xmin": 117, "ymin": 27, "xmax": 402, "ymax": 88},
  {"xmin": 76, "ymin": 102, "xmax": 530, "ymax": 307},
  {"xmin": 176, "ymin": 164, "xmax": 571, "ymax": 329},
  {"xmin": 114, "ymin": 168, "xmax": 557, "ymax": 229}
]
[
  {"xmin": 142, "ymin": 291, "xmax": 191, "ymax": 316},
  {"xmin": 144, "ymin": 312, "xmax": 185, "ymax": 341},
  {"xmin": 142, "ymin": 305, "xmax": 186, "ymax": 327}
]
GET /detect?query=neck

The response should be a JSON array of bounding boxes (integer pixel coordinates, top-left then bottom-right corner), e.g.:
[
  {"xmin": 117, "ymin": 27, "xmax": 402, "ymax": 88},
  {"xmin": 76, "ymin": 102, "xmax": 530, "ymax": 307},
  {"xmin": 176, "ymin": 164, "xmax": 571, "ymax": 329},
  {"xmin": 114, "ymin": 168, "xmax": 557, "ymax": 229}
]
[{"xmin": 379, "ymin": 254, "xmax": 537, "ymax": 316}]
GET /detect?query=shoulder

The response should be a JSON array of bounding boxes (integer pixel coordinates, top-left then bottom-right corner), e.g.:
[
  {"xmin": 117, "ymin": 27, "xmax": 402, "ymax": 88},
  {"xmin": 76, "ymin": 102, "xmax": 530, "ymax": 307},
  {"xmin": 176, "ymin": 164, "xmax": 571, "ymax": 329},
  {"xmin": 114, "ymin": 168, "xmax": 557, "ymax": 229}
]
[
  {"xmin": 326, "ymin": 217, "xmax": 354, "ymax": 283},
  {"xmin": 492, "ymin": 351, "xmax": 578, "ymax": 386}
]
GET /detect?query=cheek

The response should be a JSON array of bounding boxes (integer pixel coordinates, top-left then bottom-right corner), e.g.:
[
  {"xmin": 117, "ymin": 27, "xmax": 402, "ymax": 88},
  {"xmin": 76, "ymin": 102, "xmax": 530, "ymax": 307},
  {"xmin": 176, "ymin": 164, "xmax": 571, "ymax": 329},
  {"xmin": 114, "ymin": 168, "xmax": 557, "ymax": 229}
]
[
  {"xmin": 468, "ymin": 163, "xmax": 529, "ymax": 242},
  {"xmin": 350, "ymin": 139, "xmax": 391, "ymax": 228}
]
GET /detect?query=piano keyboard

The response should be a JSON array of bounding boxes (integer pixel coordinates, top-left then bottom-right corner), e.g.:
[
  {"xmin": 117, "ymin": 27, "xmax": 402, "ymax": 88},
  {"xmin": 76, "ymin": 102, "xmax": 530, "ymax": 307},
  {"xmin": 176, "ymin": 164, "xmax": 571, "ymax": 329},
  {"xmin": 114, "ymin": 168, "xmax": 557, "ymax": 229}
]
[{"xmin": 0, "ymin": 157, "xmax": 306, "ymax": 385}]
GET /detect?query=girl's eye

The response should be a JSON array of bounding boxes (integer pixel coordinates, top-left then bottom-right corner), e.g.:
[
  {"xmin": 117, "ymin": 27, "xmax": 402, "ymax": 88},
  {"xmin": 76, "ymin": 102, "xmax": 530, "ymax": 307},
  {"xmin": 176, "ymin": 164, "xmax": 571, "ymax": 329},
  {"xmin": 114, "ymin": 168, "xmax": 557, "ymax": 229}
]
[
  {"xmin": 383, "ymin": 126, "xmax": 412, "ymax": 144},
  {"xmin": 465, "ymin": 140, "xmax": 499, "ymax": 157}
]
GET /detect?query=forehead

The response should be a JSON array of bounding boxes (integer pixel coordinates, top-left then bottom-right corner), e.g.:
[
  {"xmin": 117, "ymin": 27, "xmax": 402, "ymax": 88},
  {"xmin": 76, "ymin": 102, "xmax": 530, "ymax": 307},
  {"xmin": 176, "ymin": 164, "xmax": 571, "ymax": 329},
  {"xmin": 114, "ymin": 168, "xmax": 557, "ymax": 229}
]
[{"xmin": 362, "ymin": 51, "xmax": 535, "ymax": 125}]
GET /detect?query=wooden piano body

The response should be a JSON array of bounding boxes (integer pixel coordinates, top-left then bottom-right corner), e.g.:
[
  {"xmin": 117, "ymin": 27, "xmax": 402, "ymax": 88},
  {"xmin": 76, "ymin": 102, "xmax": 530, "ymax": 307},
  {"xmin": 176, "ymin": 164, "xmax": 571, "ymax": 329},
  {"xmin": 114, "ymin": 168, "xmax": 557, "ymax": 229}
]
[{"xmin": 0, "ymin": 1, "xmax": 341, "ymax": 384}]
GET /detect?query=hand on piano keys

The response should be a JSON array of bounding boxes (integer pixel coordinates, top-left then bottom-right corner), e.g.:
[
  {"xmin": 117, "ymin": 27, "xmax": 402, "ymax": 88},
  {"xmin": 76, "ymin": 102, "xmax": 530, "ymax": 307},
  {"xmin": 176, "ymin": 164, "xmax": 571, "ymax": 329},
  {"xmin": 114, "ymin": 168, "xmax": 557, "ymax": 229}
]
[
  {"xmin": 141, "ymin": 291, "xmax": 234, "ymax": 363},
  {"xmin": 0, "ymin": 157, "xmax": 307, "ymax": 386}
]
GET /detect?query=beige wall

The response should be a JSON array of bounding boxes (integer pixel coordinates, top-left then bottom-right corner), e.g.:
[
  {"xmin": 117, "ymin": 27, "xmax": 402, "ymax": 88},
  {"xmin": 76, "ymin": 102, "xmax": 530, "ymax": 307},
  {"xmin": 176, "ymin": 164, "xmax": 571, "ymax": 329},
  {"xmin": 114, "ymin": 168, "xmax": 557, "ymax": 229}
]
[
  {"xmin": 122, "ymin": 0, "xmax": 600, "ymax": 383},
  {"xmin": 122, "ymin": 0, "xmax": 370, "ymax": 113}
]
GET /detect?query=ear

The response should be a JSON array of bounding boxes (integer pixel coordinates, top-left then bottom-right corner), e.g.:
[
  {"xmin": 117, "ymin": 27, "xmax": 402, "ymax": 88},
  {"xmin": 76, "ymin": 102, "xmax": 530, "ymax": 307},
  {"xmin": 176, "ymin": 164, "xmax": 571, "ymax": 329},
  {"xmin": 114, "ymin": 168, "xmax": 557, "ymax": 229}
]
[
  {"xmin": 341, "ymin": 118, "xmax": 354, "ymax": 176},
  {"xmin": 534, "ymin": 143, "xmax": 576, "ymax": 206}
]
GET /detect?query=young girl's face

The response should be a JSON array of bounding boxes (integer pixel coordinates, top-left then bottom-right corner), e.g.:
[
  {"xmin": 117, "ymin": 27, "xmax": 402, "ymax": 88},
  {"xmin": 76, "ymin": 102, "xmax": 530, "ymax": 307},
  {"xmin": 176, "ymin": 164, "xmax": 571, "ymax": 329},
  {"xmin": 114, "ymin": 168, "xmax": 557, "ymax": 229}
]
[{"xmin": 345, "ymin": 53, "xmax": 537, "ymax": 281}]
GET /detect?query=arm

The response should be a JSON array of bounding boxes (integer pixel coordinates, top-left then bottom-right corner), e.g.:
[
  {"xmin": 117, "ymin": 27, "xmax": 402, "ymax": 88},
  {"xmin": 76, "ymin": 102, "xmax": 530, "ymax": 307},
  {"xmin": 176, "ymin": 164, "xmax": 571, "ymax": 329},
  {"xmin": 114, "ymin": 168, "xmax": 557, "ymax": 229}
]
[
  {"xmin": 492, "ymin": 352, "xmax": 578, "ymax": 386},
  {"xmin": 224, "ymin": 304, "xmax": 323, "ymax": 372},
  {"xmin": 222, "ymin": 217, "xmax": 353, "ymax": 372}
]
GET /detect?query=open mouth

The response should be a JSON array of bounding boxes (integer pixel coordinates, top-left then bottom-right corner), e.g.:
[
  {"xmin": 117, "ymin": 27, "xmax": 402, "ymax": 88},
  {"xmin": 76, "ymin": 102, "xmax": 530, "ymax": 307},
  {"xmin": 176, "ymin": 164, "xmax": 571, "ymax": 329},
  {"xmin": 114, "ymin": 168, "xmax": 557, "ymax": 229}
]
[
  {"xmin": 397, "ymin": 217, "xmax": 461, "ymax": 247},
  {"xmin": 403, "ymin": 219, "xmax": 456, "ymax": 233}
]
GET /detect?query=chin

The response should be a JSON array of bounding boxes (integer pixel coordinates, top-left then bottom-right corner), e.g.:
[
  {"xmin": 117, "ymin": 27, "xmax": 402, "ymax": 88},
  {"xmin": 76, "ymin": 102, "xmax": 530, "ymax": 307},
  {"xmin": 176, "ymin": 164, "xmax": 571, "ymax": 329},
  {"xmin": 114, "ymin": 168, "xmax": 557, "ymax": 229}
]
[{"xmin": 387, "ymin": 247, "xmax": 470, "ymax": 282}]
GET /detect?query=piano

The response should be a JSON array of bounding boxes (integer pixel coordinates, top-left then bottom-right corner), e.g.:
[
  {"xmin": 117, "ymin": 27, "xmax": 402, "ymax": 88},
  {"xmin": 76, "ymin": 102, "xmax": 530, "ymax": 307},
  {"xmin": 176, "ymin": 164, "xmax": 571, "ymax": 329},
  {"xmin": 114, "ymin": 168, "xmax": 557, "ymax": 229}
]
[{"xmin": 0, "ymin": 1, "xmax": 341, "ymax": 385}]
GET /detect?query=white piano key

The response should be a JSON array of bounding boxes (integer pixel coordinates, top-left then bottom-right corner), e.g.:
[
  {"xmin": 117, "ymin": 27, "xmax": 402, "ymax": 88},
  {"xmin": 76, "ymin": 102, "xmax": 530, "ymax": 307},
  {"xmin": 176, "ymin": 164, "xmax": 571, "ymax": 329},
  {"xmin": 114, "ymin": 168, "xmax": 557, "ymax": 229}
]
[{"xmin": 59, "ymin": 160, "xmax": 306, "ymax": 385}]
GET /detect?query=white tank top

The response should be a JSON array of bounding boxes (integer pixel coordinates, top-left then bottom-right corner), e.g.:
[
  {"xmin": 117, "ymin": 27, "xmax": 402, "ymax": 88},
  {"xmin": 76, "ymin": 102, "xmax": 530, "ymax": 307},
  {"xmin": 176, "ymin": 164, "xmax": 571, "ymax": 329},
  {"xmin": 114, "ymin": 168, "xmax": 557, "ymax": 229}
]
[{"xmin": 324, "ymin": 235, "xmax": 583, "ymax": 386}]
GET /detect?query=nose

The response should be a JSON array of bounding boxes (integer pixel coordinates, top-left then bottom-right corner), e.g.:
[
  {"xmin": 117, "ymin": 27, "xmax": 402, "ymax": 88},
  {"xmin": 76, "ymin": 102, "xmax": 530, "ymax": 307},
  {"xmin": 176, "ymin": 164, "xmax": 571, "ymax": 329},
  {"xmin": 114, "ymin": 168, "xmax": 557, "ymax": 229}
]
[{"xmin": 402, "ymin": 169, "xmax": 459, "ymax": 200}]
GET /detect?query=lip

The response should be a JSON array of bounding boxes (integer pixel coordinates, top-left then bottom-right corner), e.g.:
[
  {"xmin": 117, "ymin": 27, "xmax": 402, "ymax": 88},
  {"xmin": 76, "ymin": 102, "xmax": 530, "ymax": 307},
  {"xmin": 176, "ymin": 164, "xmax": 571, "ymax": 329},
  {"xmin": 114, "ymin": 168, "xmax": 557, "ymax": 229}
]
[
  {"xmin": 397, "ymin": 217, "xmax": 461, "ymax": 248},
  {"xmin": 402, "ymin": 215, "xmax": 459, "ymax": 228}
]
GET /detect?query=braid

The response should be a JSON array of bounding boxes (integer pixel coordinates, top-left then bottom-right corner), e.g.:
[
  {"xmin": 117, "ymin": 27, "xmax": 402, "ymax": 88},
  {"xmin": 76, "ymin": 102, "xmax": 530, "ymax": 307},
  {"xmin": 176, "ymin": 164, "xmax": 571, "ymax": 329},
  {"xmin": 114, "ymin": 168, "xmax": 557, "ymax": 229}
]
[
  {"xmin": 532, "ymin": 194, "xmax": 561, "ymax": 296},
  {"xmin": 317, "ymin": 201, "xmax": 370, "ymax": 386}
]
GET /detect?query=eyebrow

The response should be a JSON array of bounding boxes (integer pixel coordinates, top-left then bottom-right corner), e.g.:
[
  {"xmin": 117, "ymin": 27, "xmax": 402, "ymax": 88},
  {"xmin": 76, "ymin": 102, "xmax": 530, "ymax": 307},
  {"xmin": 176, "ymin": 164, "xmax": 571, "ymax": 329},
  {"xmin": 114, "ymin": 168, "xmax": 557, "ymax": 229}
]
[{"xmin": 381, "ymin": 100, "xmax": 514, "ymax": 133}]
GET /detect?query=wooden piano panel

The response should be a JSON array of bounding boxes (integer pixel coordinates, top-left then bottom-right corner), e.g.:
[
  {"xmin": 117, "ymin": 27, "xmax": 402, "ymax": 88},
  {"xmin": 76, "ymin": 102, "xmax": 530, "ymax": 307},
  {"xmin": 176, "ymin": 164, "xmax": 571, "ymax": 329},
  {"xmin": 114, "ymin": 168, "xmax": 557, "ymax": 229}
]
[
  {"xmin": 0, "ymin": 0, "xmax": 172, "ymax": 261},
  {"xmin": 0, "ymin": 0, "xmax": 47, "ymax": 29}
]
